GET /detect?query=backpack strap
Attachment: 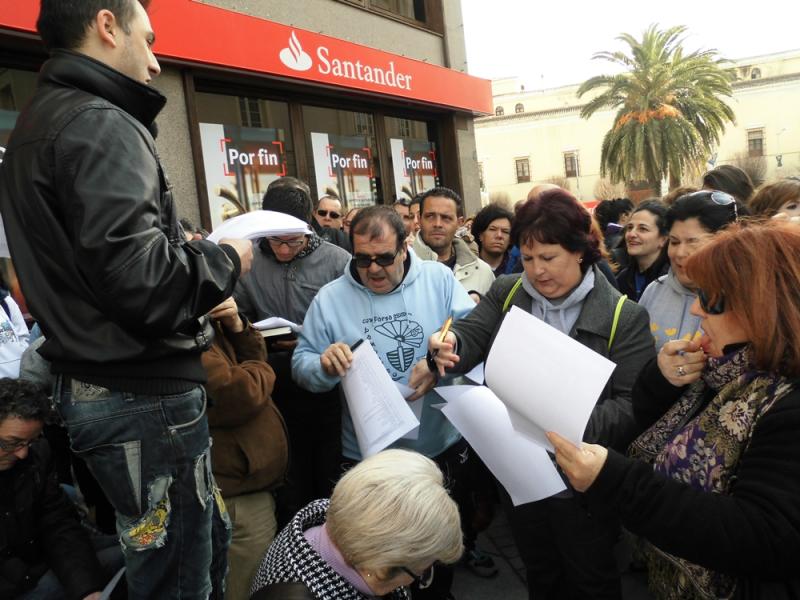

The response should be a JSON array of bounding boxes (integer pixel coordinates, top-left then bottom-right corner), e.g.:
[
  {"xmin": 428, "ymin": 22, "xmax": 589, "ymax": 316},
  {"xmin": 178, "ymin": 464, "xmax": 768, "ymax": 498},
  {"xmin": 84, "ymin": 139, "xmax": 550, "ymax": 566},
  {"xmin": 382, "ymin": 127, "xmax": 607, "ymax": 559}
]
[
  {"xmin": 502, "ymin": 277, "xmax": 524, "ymax": 313},
  {"xmin": 608, "ymin": 295, "xmax": 627, "ymax": 351}
]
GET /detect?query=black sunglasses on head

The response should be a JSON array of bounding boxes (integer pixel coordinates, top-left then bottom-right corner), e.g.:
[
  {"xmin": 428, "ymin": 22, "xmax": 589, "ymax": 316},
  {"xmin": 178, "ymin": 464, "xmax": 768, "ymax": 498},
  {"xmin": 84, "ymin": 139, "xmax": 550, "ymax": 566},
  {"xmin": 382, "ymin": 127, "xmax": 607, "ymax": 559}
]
[
  {"xmin": 353, "ymin": 250, "xmax": 400, "ymax": 268},
  {"xmin": 697, "ymin": 288, "xmax": 726, "ymax": 315},
  {"xmin": 317, "ymin": 209, "xmax": 341, "ymax": 219}
]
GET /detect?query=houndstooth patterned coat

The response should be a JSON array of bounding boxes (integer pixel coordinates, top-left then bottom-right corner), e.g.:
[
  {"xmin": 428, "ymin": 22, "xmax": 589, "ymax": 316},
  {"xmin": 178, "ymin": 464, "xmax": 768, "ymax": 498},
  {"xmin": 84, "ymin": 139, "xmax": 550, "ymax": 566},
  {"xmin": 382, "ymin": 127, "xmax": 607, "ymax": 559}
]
[{"xmin": 250, "ymin": 499, "xmax": 410, "ymax": 600}]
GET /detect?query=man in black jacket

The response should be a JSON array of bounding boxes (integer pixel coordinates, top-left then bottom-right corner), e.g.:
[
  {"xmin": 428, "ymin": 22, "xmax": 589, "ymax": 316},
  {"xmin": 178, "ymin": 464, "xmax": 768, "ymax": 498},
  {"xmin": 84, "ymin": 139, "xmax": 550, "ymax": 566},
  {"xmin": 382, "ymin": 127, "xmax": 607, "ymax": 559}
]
[
  {"xmin": 0, "ymin": 1, "xmax": 252, "ymax": 597},
  {"xmin": 0, "ymin": 378, "xmax": 121, "ymax": 600}
]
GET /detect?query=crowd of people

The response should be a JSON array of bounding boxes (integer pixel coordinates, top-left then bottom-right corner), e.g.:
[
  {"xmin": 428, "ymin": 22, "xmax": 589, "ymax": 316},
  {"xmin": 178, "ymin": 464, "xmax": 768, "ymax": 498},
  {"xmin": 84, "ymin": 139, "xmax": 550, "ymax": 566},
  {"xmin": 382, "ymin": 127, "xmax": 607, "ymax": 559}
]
[{"xmin": 0, "ymin": 2, "xmax": 799, "ymax": 600}]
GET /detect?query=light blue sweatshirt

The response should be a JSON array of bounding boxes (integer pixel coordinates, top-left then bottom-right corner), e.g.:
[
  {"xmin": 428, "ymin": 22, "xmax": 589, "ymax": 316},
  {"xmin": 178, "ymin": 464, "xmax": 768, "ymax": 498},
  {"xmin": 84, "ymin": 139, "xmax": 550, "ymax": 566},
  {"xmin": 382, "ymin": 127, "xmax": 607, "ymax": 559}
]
[
  {"xmin": 639, "ymin": 269, "xmax": 702, "ymax": 351},
  {"xmin": 292, "ymin": 249, "xmax": 475, "ymax": 460}
]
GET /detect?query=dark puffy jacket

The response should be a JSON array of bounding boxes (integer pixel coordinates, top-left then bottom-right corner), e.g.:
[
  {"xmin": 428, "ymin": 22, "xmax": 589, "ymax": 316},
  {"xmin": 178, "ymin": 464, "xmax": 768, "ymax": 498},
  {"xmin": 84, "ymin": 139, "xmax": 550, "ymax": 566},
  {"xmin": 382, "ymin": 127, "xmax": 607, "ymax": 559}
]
[
  {"xmin": 0, "ymin": 50, "xmax": 239, "ymax": 393},
  {"xmin": 0, "ymin": 439, "xmax": 104, "ymax": 600}
]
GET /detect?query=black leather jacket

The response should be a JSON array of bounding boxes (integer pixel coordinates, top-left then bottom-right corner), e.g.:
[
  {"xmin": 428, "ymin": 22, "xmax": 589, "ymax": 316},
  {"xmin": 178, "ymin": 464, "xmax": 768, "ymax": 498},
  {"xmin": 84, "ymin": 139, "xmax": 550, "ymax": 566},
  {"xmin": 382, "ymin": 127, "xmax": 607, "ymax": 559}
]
[
  {"xmin": 0, "ymin": 440, "xmax": 104, "ymax": 600},
  {"xmin": 0, "ymin": 51, "xmax": 240, "ymax": 393}
]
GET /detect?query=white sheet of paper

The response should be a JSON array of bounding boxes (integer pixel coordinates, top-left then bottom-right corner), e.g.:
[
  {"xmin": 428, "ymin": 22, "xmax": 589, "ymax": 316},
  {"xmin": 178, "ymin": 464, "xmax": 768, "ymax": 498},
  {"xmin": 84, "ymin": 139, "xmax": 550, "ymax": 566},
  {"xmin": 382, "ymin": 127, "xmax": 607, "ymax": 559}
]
[
  {"xmin": 398, "ymin": 379, "xmax": 424, "ymax": 441},
  {"xmin": 486, "ymin": 306, "xmax": 616, "ymax": 447},
  {"xmin": 341, "ymin": 343, "xmax": 420, "ymax": 457},
  {"xmin": 252, "ymin": 316, "xmax": 303, "ymax": 333},
  {"xmin": 464, "ymin": 362, "xmax": 485, "ymax": 384},
  {"xmin": 436, "ymin": 385, "xmax": 566, "ymax": 505},
  {"xmin": 206, "ymin": 210, "xmax": 311, "ymax": 243}
]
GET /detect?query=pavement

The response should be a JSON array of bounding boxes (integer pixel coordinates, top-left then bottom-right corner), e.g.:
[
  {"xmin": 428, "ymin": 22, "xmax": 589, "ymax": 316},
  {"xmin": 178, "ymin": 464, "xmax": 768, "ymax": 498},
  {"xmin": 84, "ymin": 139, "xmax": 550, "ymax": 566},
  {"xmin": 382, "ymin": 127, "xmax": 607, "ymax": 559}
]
[{"xmin": 451, "ymin": 509, "xmax": 654, "ymax": 600}]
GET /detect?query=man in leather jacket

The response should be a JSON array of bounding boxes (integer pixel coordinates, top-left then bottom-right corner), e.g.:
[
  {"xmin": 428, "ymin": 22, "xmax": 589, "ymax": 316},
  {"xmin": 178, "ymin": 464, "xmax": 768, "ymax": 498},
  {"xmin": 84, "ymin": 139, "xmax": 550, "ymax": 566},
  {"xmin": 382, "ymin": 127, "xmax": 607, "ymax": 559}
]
[{"xmin": 0, "ymin": 2, "xmax": 252, "ymax": 597}]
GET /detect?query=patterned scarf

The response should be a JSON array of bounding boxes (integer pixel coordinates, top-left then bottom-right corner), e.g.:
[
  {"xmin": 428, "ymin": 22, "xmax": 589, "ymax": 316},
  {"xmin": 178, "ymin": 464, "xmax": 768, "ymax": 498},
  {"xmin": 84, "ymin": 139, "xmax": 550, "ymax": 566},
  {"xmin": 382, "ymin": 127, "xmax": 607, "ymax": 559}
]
[{"xmin": 628, "ymin": 346, "xmax": 795, "ymax": 600}]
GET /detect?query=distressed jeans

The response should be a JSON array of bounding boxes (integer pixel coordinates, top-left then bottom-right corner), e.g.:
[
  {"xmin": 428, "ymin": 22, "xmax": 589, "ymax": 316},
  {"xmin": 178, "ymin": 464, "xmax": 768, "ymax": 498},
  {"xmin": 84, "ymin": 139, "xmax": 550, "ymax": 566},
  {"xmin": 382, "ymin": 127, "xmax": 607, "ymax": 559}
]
[{"xmin": 54, "ymin": 376, "xmax": 231, "ymax": 600}]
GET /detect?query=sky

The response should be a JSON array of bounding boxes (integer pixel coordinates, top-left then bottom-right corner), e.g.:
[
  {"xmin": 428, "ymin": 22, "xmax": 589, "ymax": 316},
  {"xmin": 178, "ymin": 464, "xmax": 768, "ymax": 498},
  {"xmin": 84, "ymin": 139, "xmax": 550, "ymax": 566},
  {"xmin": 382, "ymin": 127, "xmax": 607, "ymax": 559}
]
[{"xmin": 461, "ymin": 0, "xmax": 800, "ymax": 90}]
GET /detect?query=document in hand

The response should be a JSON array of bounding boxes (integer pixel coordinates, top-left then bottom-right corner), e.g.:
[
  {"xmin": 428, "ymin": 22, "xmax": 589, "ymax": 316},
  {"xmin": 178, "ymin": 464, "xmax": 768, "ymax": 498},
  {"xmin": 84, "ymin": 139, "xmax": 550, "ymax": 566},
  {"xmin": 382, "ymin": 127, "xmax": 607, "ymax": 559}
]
[
  {"xmin": 252, "ymin": 317, "xmax": 303, "ymax": 334},
  {"xmin": 206, "ymin": 210, "xmax": 311, "ymax": 243},
  {"xmin": 341, "ymin": 342, "xmax": 420, "ymax": 457},
  {"xmin": 436, "ymin": 306, "xmax": 617, "ymax": 504}
]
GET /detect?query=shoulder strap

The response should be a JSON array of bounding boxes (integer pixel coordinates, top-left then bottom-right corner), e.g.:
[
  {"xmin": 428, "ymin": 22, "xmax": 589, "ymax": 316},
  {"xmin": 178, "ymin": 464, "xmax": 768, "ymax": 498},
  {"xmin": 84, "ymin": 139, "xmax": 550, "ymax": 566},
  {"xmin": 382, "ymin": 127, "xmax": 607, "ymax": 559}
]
[
  {"xmin": 608, "ymin": 294, "xmax": 627, "ymax": 351},
  {"xmin": 504, "ymin": 278, "xmax": 626, "ymax": 352},
  {"xmin": 251, "ymin": 582, "xmax": 315, "ymax": 600},
  {"xmin": 502, "ymin": 277, "xmax": 524, "ymax": 313}
]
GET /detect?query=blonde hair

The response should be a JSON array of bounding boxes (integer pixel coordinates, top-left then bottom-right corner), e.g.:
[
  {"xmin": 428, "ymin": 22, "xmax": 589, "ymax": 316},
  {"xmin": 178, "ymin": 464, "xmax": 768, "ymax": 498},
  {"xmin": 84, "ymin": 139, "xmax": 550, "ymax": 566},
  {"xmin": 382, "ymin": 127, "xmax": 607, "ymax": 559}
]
[{"xmin": 327, "ymin": 449, "xmax": 463, "ymax": 574}]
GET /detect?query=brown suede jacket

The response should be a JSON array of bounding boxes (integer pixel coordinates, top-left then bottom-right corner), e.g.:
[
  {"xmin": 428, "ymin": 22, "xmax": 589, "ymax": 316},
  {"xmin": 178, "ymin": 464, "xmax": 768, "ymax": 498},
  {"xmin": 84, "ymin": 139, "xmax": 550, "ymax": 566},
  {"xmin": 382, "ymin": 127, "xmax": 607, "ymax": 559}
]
[{"xmin": 204, "ymin": 320, "xmax": 288, "ymax": 498}]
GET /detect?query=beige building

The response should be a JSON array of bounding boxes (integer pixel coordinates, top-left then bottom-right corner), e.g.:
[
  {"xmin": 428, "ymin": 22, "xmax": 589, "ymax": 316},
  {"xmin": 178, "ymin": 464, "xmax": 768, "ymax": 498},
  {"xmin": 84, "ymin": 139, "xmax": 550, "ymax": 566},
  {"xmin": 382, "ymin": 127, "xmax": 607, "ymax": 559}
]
[{"xmin": 475, "ymin": 49, "xmax": 800, "ymax": 204}]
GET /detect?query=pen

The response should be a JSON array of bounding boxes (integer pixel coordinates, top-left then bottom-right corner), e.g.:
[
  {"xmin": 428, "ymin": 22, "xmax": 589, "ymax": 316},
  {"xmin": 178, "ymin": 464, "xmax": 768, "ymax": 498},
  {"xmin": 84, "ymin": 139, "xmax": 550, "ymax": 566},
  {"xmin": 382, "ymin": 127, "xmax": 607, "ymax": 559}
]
[
  {"xmin": 431, "ymin": 315, "xmax": 453, "ymax": 358},
  {"xmin": 350, "ymin": 338, "xmax": 364, "ymax": 352},
  {"xmin": 438, "ymin": 315, "xmax": 453, "ymax": 343}
]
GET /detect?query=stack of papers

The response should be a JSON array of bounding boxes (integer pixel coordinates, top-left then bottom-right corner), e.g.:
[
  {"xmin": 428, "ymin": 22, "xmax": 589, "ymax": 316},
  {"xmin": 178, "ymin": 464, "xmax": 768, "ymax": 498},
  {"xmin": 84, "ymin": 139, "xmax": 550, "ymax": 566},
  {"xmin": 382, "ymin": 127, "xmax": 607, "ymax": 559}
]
[
  {"xmin": 436, "ymin": 306, "xmax": 617, "ymax": 505},
  {"xmin": 340, "ymin": 342, "xmax": 419, "ymax": 457},
  {"xmin": 206, "ymin": 210, "xmax": 311, "ymax": 243}
]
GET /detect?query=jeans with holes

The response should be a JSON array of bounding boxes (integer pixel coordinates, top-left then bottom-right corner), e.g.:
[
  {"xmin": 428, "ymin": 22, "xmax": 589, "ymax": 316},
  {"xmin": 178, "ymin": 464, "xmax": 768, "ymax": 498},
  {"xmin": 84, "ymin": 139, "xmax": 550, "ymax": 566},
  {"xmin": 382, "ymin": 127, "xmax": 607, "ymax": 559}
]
[{"xmin": 54, "ymin": 376, "xmax": 231, "ymax": 600}]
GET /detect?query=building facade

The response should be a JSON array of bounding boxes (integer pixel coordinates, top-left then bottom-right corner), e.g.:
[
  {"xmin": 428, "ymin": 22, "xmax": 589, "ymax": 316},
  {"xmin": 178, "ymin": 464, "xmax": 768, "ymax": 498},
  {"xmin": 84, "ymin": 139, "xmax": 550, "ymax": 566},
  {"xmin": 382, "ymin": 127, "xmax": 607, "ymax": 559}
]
[
  {"xmin": 476, "ymin": 50, "xmax": 800, "ymax": 204},
  {"xmin": 0, "ymin": 0, "xmax": 490, "ymax": 229}
]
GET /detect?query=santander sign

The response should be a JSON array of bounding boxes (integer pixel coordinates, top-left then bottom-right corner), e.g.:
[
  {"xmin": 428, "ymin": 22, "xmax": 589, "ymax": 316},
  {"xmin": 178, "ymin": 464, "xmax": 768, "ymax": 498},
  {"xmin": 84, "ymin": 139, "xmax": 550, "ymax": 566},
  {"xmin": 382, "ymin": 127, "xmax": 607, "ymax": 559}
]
[{"xmin": 279, "ymin": 31, "xmax": 413, "ymax": 91}]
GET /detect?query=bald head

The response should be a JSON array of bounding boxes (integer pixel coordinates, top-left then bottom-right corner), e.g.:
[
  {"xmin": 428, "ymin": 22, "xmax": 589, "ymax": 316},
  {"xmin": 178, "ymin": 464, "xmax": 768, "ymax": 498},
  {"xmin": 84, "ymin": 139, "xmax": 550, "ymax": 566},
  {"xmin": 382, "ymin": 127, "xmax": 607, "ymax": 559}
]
[{"xmin": 527, "ymin": 183, "xmax": 561, "ymax": 201}]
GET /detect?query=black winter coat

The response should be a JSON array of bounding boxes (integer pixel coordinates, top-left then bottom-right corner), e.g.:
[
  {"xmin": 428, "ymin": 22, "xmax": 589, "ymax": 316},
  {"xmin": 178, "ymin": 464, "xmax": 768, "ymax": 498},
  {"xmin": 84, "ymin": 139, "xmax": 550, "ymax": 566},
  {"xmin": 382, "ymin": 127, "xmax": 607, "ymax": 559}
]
[
  {"xmin": 0, "ymin": 50, "xmax": 239, "ymax": 393},
  {"xmin": 0, "ymin": 440, "xmax": 103, "ymax": 600}
]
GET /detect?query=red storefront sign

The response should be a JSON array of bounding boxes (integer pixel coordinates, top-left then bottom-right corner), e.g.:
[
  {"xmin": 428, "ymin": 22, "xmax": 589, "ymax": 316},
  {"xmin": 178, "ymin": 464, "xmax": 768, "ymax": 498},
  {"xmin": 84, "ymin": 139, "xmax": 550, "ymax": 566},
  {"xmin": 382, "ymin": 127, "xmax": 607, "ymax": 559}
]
[{"xmin": 0, "ymin": 0, "xmax": 492, "ymax": 114}]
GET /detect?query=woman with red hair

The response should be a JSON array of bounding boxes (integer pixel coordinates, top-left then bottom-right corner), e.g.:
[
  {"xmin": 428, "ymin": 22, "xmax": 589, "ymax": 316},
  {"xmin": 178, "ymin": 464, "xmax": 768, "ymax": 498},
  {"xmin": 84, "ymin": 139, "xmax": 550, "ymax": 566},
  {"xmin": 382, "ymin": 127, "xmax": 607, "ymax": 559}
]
[{"xmin": 551, "ymin": 221, "xmax": 800, "ymax": 599}]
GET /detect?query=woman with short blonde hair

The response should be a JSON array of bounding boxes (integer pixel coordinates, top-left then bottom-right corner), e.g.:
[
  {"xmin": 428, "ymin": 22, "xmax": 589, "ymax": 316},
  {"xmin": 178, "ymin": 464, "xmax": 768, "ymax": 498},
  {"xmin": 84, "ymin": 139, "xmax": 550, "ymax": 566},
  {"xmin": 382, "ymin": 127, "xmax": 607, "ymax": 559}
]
[{"xmin": 250, "ymin": 449, "xmax": 463, "ymax": 599}]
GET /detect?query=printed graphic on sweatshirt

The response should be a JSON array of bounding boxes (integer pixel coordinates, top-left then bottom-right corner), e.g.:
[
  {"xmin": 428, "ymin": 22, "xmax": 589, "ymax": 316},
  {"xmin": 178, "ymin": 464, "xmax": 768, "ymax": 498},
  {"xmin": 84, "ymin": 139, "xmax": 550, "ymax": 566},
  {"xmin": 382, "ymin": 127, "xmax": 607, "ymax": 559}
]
[{"xmin": 362, "ymin": 312, "xmax": 424, "ymax": 377}]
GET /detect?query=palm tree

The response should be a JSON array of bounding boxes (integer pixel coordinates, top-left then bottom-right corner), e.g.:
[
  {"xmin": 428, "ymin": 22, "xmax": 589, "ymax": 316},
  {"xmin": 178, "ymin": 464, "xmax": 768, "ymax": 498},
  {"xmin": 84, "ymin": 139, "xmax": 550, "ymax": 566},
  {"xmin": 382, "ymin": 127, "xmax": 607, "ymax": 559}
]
[{"xmin": 578, "ymin": 25, "xmax": 735, "ymax": 192}]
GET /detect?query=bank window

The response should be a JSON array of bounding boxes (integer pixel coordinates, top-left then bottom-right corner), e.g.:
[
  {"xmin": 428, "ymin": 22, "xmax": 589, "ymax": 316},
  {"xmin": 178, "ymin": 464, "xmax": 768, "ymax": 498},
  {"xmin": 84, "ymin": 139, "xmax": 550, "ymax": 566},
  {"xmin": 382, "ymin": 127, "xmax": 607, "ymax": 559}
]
[
  {"xmin": 515, "ymin": 158, "xmax": 530, "ymax": 183},
  {"xmin": 238, "ymin": 97, "xmax": 263, "ymax": 128},
  {"xmin": 0, "ymin": 67, "xmax": 39, "ymax": 321},
  {"xmin": 302, "ymin": 105, "xmax": 379, "ymax": 208},
  {"xmin": 748, "ymin": 128, "xmax": 764, "ymax": 157},
  {"xmin": 515, "ymin": 103, "xmax": 524, "ymax": 114},
  {"xmin": 370, "ymin": 0, "xmax": 425, "ymax": 21},
  {"xmin": 385, "ymin": 116, "xmax": 439, "ymax": 201},
  {"xmin": 495, "ymin": 106, "xmax": 504, "ymax": 116},
  {"xmin": 564, "ymin": 152, "xmax": 579, "ymax": 177},
  {"xmin": 194, "ymin": 92, "xmax": 294, "ymax": 229},
  {"xmin": 478, "ymin": 162, "xmax": 485, "ymax": 191}
]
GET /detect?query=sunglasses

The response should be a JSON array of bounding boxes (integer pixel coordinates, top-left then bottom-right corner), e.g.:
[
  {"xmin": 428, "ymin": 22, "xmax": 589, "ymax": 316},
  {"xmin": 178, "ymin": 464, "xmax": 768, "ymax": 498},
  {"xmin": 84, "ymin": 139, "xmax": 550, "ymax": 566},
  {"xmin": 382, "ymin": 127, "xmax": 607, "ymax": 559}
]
[
  {"xmin": 697, "ymin": 288, "xmax": 726, "ymax": 315},
  {"xmin": 0, "ymin": 433, "xmax": 42, "ymax": 452},
  {"xmin": 401, "ymin": 564, "xmax": 435, "ymax": 589},
  {"xmin": 266, "ymin": 236, "xmax": 305, "ymax": 248},
  {"xmin": 689, "ymin": 190, "xmax": 738, "ymax": 220},
  {"xmin": 317, "ymin": 209, "xmax": 341, "ymax": 219},
  {"xmin": 353, "ymin": 249, "xmax": 400, "ymax": 268}
]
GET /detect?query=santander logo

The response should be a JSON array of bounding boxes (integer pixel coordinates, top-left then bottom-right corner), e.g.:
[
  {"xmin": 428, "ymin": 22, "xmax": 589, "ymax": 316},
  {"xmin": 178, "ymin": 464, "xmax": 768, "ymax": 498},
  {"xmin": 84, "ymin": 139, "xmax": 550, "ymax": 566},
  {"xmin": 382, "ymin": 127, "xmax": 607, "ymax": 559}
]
[
  {"xmin": 278, "ymin": 31, "xmax": 413, "ymax": 91},
  {"xmin": 279, "ymin": 31, "xmax": 313, "ymax": 72}
]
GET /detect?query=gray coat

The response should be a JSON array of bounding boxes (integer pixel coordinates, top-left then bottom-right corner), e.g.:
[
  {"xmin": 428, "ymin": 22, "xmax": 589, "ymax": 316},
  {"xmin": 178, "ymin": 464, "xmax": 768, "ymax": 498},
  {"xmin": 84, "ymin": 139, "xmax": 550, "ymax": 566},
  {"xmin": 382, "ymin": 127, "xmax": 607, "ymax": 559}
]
[
  {"xmin": 234, "ymin": 239, "xmax": 350, "ymax": 324},
  {"xmin": 450, "ymin": 267, "xmax": 655, "ymax": 451}
]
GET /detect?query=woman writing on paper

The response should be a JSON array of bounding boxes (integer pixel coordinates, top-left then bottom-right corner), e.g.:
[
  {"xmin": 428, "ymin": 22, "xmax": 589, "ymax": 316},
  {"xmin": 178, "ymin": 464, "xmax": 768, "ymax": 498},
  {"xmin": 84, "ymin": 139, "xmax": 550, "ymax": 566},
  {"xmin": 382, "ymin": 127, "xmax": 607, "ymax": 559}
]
[
  {"xmin": 427, "ymin": 188, "xmax": 655, "ymax": 600},
  {"xmin": 550, "ymin": 221, "xmax": 800, "ymax": 599}
]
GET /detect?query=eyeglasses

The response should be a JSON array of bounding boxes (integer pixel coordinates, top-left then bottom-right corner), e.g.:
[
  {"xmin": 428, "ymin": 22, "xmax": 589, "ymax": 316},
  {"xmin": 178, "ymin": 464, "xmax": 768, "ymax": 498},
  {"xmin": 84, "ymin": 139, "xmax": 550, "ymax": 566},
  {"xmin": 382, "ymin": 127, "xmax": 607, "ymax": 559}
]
[
  {"xmin": 697, "ymin": 288, "xmax": 726, "ymax": 315},
  {"xmin": 401, "ymin": 564, "xmax": 435, "ymax": 588},
  {"xmin": 689, "ymin": 190, "xmax": 738, "ymax": 220},
  {"xmin": 266, "ymin": 236, "xmax": 306, "ymax": 248},
  {"xmin": 317, "ymin": 209, "xmax": 341, "ymax": 220},
  {"xmin": 353, "ymin": 249, "xmax": 400, "ymax": 268},
  {"xmin": 0, "ymin": 434, "xmax": 42, "ymax": 452}
]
